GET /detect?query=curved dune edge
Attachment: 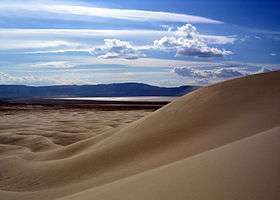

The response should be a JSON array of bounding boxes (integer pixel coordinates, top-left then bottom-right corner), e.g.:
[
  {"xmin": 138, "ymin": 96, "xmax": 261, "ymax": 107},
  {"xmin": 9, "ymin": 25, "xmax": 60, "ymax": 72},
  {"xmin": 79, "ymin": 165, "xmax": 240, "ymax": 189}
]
[
  {"xmin": 0, "ymin": 71, "xmax": 280, "ymax": 200},
  {"xmin": 58, "ymin": 127, "xmax": 280, "ymax": 200}
]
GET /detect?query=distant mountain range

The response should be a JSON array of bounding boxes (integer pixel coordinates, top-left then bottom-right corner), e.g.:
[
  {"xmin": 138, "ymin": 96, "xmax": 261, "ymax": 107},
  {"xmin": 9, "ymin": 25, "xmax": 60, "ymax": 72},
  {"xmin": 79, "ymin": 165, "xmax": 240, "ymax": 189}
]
[{"xmin": 0, "ymin": 83, "xmax": 199, "ymax": 99}]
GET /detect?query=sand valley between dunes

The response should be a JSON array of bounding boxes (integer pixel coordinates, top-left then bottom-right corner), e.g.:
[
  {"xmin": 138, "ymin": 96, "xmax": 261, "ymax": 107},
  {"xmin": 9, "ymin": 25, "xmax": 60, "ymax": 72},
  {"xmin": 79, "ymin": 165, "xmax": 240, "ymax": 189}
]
[{"xmin": 0, "ymin": 71, "xmax": 280, "ymax": 200}]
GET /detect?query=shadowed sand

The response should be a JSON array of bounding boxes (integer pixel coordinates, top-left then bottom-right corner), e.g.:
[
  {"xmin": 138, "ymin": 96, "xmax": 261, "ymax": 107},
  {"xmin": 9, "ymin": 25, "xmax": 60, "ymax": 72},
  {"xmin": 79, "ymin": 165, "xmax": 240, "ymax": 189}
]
[{"xmin": 0, "ymin": 71, "xmax": 279, "ymax": 200}]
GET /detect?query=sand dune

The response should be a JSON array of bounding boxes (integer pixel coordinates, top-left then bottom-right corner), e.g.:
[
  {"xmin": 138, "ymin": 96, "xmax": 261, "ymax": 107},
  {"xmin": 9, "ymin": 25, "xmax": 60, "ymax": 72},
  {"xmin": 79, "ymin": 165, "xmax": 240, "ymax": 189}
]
[
  {"xmin": 0, "ymin": 71, "xmax": 279, "ymax": 200},
  {"xmin": 59, "ymin": 127, "xmax": 280, "ymax": 200}
]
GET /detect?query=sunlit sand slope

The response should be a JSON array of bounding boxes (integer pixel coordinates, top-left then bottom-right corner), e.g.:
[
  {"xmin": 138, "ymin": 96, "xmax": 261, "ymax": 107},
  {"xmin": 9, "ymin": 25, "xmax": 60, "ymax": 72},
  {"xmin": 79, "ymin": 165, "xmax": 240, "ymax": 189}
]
[{"xmin": 59, "ymin": 127, "xmax": 280, "ymax": 200}]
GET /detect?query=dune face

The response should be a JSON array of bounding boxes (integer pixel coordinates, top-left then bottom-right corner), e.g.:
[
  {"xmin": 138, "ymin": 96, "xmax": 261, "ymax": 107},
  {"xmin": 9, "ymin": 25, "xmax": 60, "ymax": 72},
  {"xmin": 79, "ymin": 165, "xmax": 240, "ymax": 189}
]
[
  {"xmin": 0, "ymin": 71, "xmax": 279, "ymax": 200},
  {"xmin": 58, "ymin": 127, "xmax": 280, "ymax": 200}
]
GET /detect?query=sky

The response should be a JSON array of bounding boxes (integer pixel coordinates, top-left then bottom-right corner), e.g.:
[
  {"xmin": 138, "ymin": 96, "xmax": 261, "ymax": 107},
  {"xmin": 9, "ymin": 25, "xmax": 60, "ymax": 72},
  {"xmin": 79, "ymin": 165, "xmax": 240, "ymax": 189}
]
[{"xmin": 0, "ymin": 0, "xmax": 279, "ymax": 86}]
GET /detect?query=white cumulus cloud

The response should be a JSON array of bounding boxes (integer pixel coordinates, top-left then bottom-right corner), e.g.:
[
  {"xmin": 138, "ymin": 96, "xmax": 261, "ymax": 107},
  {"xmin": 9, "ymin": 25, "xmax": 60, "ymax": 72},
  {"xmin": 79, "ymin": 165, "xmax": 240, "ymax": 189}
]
[
  {"xmin": 91, "ymin": 39, "xmax": 143, "ymax": 60},
  {"xmin": 154, "ymin": 24, "xmax": 232, "ymax": 57}
]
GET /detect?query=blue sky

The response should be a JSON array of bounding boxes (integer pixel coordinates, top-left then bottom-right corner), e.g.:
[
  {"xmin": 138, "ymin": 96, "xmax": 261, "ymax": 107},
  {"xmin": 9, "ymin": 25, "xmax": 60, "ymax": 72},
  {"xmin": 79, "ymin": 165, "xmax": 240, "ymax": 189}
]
[{"xmin": 0, "ymin": 0, "xmax": 279, "ymax": 86}]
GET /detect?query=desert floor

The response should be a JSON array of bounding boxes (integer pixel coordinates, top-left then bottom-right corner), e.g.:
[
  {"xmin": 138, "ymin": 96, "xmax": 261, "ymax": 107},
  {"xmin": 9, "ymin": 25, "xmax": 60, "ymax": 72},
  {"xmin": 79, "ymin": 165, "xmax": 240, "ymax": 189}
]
[{"xmin": 0, "ymin": 106, "xmax": 151, "ymax": 152}]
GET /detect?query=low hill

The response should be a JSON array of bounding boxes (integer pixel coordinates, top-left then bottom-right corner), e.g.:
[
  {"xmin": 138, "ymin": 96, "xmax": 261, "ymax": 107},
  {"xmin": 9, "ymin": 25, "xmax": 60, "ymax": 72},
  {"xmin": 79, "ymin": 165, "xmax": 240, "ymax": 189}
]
[{"xmin": 0, "ymin": 83, "xmax": 198, "ymax": 99}]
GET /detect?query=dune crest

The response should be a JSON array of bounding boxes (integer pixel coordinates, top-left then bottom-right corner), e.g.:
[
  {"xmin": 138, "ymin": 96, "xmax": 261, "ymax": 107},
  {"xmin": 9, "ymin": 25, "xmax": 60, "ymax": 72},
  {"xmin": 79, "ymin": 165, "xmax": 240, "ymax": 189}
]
[{"xmin": 0, "ymin": 71, "xmax": 279, "ymax": 200}]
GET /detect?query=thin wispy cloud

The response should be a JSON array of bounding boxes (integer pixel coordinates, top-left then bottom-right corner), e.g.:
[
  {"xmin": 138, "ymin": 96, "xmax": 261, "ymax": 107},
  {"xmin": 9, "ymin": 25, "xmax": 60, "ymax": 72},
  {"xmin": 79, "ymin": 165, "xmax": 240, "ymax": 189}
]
[
  {"xmin": 173, "ymin": 64, "xmax": 273, "ymax": 84},
  {"xmin": 0, "ymin": 29, "xmax": 168, "ymax": 38},
  {"xmin": 0, "ymin": 1, "xmax": 222, "ymax": 24},
  {"xmin": 0, "ymin": 28, "xmax": 234, "ymax": 44},
  {"xmin": 0, "ymin": 71, "xmax": 81, "ymax": 85},
  {"xmin": 30, "ymin": 61, "xmax": 76, "ymax": 69},
  {"xmin": 0, "ymin": 40, "xmax": 80, "ymax": 50},
  {"xmin": 24, "ymin": 49, "xmax": 93, "ymax": 55},
  {"xmin": 174, "ymin": 66, "xmax": 244, "ymax": 79},
  {"xmin": 81, "ymin": 58, "xmax": 279, "ymax": 70}
]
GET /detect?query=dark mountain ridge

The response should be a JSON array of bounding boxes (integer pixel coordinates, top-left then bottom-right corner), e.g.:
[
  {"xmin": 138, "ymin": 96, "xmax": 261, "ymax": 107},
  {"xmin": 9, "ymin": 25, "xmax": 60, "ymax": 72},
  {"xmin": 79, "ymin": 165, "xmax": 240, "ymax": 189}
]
[{"xmin": 0, "ymin": 83, "xmax": 198, "ymax": 99}]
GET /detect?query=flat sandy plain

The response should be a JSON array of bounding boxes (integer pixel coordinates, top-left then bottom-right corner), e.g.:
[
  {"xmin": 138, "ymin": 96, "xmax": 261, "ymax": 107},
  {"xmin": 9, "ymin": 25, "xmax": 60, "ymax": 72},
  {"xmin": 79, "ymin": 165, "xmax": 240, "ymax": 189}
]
[
  {"xmin": 0, "ymin": 71, "xmax": 279, "ymax": 200},
  {"xmin": 0, "ymin": 106, "xmax": 151, "ymax": 152}
]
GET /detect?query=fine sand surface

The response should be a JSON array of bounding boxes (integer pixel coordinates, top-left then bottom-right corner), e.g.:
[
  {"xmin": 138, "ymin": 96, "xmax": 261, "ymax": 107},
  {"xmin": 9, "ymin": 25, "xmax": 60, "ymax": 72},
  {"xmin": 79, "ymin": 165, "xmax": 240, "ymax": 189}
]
[
  {"xmin": 0, "ymin": 107, "xmax": 151, "ymax": 151},
  {"xmin": 0, "ymin": 71, "xmax": 279, "ymax": 200}
]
